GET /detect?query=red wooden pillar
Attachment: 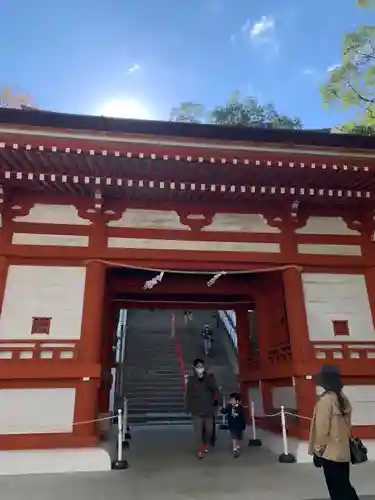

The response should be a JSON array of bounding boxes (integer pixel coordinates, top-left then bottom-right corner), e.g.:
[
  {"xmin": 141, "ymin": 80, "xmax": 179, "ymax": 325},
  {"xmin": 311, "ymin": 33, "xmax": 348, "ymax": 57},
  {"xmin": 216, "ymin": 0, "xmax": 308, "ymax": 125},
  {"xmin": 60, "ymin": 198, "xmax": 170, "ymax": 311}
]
[
  {"xmin": 282, "ymin": 267, "xmax": 311, "ymax": 365},
  {"xmin": 365, "ymin": 267, "xmax": 375, "ymax": 330},
  {"xmin": 236, "ymin": 306, "xmax": 251, "ymax": 373},
  {"xmin": 74, "ymin": 262, "xmax": 106, "ymax": 439},
  {"xmin": 253, "ymin": 290, "xmax": 272, "ymax": 421},
  {"xmin": 283, "ymin": 267, "xmax": 315, "ymax": 434},
  {"xmin": 254, "ymin": 291, "xmax": 271, "ymax": 370},
  {"xmin": 79, "ymin": 262, "xmax": 107, "ymax": 363},
  {"xmin": 235, "ymin": 306, "xmax": 252, "ymax": 417},
  {"xmin": 0, "ymin": 256, "xmax": 8, "ymax": 315},
  {"xmin": 98, "ymin": 302, "xmax": 119, "ymax": 414}
]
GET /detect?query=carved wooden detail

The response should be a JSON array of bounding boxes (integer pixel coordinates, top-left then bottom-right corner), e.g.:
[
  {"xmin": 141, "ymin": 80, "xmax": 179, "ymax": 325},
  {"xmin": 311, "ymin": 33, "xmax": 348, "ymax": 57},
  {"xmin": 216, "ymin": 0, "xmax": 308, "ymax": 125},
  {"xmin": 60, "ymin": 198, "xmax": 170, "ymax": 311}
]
[
  {"xmin": 7, "ymin": 200, "xmax": 35, "ymax": 219},
  {"xmin": 177, "ymin": 210, "xmax": 215, "ymax": 231},
  {"xmin": 262, "ymin": 203, "xmax": 309, "ymax": 231},
  {"xmin": 76, "ymin": 197, "xmax": 126, "ymax": 225},
  {"xmin": 342, "ymin": 212, "xmax": 371, "ymax": 234}
]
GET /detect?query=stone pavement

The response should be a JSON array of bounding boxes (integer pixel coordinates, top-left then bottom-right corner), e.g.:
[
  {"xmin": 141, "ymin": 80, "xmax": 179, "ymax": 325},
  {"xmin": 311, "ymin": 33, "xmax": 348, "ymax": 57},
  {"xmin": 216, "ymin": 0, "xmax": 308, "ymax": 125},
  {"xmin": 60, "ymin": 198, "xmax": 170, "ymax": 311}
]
[{"xmin": 1, "ymin": 426, "xmax": 374, "ymax": 500}]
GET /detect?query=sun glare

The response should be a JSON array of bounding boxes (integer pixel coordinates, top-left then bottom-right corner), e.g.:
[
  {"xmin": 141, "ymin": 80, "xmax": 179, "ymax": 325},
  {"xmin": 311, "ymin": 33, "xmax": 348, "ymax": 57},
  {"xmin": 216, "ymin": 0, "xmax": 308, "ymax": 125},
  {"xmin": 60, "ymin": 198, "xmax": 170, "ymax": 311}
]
[{"xmin": 99, "ymin": 98, "xmax": 150, "ymax": 120}]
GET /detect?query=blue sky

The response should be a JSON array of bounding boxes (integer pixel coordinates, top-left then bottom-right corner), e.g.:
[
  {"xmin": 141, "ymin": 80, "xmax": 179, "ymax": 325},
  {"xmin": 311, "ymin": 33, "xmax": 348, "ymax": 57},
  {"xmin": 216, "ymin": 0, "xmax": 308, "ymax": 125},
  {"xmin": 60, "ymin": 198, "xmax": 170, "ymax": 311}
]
[{"xmin": 0, "ymin": 0, "xmax": 373, "ymax": 129}]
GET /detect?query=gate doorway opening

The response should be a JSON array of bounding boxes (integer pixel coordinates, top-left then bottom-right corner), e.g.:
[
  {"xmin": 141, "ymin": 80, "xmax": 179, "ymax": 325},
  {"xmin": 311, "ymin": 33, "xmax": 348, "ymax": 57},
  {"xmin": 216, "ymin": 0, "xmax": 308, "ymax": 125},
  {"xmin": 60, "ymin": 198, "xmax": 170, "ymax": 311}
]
[
  {"xmin": 98, "ymin": 266, "xmax": 310, "ymax": 465},
  {"xmin": 116, "ymin": 307, "xmax": 240, "ymax": 427},
  {"xmin": 98, "ymin": 267, "xmax": 263, "ymax": 459}
]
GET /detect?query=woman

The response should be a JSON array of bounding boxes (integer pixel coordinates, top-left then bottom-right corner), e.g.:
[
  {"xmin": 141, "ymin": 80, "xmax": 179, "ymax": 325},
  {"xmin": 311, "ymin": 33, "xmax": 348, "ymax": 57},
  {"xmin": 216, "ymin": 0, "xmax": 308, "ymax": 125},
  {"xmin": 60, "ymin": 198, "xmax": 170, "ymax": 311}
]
[{"xmin": 309, "ymin": 364, "xmax": 359, "ymax": 500}]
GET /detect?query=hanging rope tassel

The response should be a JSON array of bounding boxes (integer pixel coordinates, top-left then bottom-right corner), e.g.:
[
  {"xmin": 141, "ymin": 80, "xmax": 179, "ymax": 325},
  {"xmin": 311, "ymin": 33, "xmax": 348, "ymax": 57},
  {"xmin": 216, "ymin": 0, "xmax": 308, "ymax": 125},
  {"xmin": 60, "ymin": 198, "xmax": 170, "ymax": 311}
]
[
  {"xmin": 207, "ymin": 271, "xmax": 227, "ymax": 287},
  {"xmin": 143, "ymin": 271, "xmax": 164, "ymax": 290}
]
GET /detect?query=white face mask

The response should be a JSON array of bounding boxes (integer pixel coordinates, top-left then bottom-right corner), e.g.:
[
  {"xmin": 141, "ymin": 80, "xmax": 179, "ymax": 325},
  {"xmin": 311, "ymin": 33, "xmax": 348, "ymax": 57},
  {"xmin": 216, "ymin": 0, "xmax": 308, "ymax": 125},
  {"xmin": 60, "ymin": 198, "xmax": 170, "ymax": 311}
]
[{"xmin": 195, "ymin": 367, "xmax": 205, "ymax": 377}]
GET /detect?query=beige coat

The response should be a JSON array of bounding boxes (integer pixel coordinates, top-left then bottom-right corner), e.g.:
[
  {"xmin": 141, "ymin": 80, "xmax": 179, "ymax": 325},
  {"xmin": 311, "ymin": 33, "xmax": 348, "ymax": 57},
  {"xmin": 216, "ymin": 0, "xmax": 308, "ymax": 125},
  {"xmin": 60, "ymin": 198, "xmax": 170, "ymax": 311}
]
[{"xmin": 308, "ymin": 391, "xmax": 352, "ymax": 462}]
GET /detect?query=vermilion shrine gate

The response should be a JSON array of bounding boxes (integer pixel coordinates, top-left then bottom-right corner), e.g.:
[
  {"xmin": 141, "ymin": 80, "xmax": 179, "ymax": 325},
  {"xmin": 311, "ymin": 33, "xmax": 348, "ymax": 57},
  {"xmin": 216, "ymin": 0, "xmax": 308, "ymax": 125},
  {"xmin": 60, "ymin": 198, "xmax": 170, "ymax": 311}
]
[{"xmin": 0, "ymin": 106, "xmax": 375, "ymax": 472}]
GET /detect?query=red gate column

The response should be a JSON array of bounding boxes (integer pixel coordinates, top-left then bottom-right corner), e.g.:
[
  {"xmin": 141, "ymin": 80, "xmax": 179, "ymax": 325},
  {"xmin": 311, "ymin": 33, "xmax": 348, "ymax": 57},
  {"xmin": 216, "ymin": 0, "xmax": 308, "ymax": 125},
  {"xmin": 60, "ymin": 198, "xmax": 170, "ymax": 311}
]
[
  {"xmin": 365, "ymin": 267, "xmax": 375, "ymax": 330},
  {"xmin": 283, "ymin": 267, "xmax": 315, "ymax": 436},
  {"xmin": 0, "ymin": 256, "xmax": 8, "ymax": 314},
  {"xmin": 236, "ymin": 306, "xmax": 251, "ymax": 372},
  {"xmin": 98, "ymin": 303, "xmax": 119, "ymax": 415},
  {"xmin": 235, "ymin": 306, "xmax": 252, "ymax": 416},
  {"xmin": 80, "ymin": 262, "xmax": 107, "ymax": 363},
  {"xmin": 254, "ymin": 290, "xmax": 274, "ymax": 425},
  {"xmin": 75, "ymin": 261, "xmax": 106, "ymax": 439}
]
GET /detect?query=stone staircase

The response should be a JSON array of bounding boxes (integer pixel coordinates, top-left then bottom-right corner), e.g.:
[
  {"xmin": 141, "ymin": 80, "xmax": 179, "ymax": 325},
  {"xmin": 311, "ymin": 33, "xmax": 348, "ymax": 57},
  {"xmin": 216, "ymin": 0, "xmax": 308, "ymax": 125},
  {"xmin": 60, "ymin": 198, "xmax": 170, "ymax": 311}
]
[
  {"xmin": 176, "ymin": 310, "xmax": 238, "ymax": 397},
  {"xmin": 122, "ymin": 308, "xmax": 238, "ymax": 426}
]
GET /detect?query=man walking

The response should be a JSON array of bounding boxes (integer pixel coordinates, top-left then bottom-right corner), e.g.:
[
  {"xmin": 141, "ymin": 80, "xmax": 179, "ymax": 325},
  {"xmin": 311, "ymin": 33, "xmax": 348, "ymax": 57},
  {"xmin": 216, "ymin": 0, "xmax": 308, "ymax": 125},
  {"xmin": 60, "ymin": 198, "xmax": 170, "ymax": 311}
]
[{"xmin": 185, "ymin": 358, "xmax": 221, "ymax": 459}]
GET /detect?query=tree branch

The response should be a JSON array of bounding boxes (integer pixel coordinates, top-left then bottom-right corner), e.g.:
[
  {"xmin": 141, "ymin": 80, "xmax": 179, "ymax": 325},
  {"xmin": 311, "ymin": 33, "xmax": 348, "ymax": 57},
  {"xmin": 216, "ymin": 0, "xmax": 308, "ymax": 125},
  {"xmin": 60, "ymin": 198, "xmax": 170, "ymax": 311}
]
[{"xmin": 345, "ymin": 79, "xmax": 375, "ymax": 104}]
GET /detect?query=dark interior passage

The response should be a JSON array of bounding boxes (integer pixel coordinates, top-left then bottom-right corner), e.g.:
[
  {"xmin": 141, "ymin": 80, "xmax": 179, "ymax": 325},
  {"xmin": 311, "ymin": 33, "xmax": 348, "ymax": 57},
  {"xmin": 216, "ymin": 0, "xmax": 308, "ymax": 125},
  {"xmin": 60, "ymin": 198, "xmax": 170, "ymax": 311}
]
[{"xmin": 122, "ymin": 309, "xmax": 238, "ymax": 425}]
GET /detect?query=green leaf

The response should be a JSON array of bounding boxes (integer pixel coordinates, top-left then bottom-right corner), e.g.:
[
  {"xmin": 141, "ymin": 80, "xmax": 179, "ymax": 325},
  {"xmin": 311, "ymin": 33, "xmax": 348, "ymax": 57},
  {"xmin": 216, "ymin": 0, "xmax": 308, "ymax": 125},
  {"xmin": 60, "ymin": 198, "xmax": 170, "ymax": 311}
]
[{"xmin": 170, "ymin": 95, "xmax": 302, "ymax": 129}]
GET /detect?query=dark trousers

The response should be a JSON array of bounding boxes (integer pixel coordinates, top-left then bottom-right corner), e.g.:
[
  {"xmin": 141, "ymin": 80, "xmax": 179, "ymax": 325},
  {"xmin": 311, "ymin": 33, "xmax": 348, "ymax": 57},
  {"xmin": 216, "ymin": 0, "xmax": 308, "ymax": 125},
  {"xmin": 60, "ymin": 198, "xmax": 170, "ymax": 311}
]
[
  {"xmin": 322, "ymin": 459, "xmax": 359, "ymax": 500},
  {"xmin": 192, "ymin": 416, "xmax": 213, "ymax": 451},
  {"xmin": 202, "ymin": 415, "xmax": 216, "ymax": 446}
]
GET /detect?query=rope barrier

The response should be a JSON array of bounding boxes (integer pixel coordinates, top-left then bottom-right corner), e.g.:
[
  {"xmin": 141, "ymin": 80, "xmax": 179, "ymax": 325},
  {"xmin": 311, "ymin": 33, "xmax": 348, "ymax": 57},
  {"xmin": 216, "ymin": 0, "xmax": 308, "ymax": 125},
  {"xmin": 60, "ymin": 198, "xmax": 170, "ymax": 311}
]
[
  {"xmin": 284, "ymin": 411, "xmax": 312, "ymax": 421},
  {"xmin": 72, "ymin": 415, "xmax": 115, "ymax": 427},
  {"xmin": 248, "ymin": 401, "xmax": 314, "ymax": 463}
]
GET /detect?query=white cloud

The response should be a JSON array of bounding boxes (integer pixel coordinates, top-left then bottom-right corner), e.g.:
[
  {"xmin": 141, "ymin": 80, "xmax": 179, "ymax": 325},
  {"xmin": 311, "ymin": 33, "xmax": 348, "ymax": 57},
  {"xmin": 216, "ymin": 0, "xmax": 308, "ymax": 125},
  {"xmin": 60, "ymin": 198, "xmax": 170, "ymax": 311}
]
[
  {"xmin": 327, "ymin": 63, "xmax": 340, "ymax": 73},
  {"xmin": 231, "ymin": 14, "xmax": 279, "ymax": 57},
  {"xmin": 302, "ymin": 67, "xmax": 316, "ymax": 77},
  {"xmin": 237, "ymin": 15, "xmax": 279, "ymax": 56},
  {"xmin": 127, "ymin": 63, "xmax": 141, "ymax": 75},
  {"xmin": 249, "ymin": 15, "xmax": 275, "ymax": 38}
]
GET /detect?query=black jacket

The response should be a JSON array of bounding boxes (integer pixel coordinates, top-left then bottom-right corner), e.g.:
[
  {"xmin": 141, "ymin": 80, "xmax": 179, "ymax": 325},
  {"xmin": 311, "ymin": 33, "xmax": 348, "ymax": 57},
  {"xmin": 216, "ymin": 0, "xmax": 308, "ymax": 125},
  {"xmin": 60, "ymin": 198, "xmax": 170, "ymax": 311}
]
[
  {"xmin": 185, "ymin": 373, "xmax": 221, "ymax": 416},
  {"xmin": 221, "ymin": 404, "xmax": 246, "ymax": 432}
]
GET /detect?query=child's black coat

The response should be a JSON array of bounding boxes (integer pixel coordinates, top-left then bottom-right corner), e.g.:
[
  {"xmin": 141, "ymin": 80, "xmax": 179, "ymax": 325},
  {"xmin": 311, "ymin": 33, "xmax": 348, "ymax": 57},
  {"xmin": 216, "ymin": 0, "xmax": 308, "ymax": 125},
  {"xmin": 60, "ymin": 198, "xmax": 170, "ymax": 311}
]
[{"xmin": 221, "ymin": 403, "xmax": 246, "ymax": 432}]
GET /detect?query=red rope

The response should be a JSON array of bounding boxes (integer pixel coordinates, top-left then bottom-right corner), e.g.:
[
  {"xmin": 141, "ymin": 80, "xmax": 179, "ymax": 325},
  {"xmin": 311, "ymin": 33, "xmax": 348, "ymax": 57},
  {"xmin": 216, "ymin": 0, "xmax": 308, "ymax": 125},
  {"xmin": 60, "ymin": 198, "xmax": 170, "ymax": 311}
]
[{"xmin": 170, "ymin": 311, "xmax": 186, "ymax": 390}]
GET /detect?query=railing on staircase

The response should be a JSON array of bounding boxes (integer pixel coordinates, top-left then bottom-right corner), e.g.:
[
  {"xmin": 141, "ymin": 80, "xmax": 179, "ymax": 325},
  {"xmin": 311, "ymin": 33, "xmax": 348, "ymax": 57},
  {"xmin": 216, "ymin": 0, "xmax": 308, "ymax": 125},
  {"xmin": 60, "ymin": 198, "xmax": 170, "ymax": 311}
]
[
  {"xmin": 170, "ymin": 311, "xmax": 187, "ymax": 391},
  {"xmin": 218, "ymin": 310, "xmax": 237, "ymax": 349},
  {"xmin": 110, "ymin": 309, "xmax": 128, "ymax": 414}
]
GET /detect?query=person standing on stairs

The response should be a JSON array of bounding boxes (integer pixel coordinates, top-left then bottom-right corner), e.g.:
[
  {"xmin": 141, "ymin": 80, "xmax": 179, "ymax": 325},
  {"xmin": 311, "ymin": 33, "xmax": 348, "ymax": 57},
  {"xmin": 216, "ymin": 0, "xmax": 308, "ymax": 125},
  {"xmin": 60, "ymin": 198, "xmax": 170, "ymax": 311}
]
[
  {"xmin": 201, "ymin": 324, "xmax": 213, "ymax": 357},
  {"xmin": 184, "ymin": 311, "xmax": 193, "ymax": 324},
  {"xmin": 185, "ymin": 358, "xmax": 221, "ymax": 459}
]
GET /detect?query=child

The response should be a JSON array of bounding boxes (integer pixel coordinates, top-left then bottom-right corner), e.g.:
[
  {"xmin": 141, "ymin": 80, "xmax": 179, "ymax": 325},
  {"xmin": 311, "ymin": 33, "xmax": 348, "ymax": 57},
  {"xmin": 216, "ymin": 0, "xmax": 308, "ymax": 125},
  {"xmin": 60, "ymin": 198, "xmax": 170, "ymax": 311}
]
[{"xmin": 221, "ymin": 392, "xmax": 246, "ymax": 457}]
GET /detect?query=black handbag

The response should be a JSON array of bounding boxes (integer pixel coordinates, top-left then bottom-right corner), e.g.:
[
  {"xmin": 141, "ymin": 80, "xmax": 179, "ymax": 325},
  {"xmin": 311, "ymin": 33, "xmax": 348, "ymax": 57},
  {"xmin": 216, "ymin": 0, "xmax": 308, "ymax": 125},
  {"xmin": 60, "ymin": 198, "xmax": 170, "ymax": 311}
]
[
  {"xmin": 343, "ymin": 414, "xmax": 368, "ymax": 465},
  {"xmin": 349, "ymin": 435, "xmax": 368, "ymax": 465}
]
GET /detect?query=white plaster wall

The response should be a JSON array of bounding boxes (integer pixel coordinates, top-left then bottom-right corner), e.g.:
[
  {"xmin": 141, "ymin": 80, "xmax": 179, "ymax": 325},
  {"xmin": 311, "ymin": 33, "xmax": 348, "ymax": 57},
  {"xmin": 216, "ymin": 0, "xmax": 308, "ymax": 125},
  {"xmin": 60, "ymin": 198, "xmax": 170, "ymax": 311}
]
[
  {"xmin": 297, "ymin": 244, "xmax": 361, "ymax": 256},
  {"xmin": 345, "ymin": 385, "xmax": 375, "ymax": 425},
  {"xmin": 108, "ymin": 237, "xmax": 280, "ymax": 253},
  {"xmin": 203, "ymin": 213, "xmax": 280, "ymax": 233},
  {"xmin": 296, "ymin": 216, "xmax": 360, "ymax": 235},
  {"xmin": 0, "ymin": 266, "xmax": 86, "ymax": 339},
  {"xmin": 0, "ymin": 388, "xmax": 75, "ymax": 434},
  {"xmin": 12, "ymin": 233, "xmax": 89, "ymax": 247},
  {"xmin": 317, "ymin": 385, "xmax": 375, "ymax": 426},
  {"xmin": 272, "ymin": 386, "xmax": 297, "ymax": 410},
  {"xmin": 302, "ymin": 273, "xmax": 375, "ymax": 342},
  {"xmin": 248, "ymin": 385, "xmax": 264, "ymax": 417},
  {"xmin": 108, "ymin": 209, "xmax": 186, "ymax": 229},
  {"xmin": 12, "ymin": 204, "xmax": 91, "ymax": 225}
]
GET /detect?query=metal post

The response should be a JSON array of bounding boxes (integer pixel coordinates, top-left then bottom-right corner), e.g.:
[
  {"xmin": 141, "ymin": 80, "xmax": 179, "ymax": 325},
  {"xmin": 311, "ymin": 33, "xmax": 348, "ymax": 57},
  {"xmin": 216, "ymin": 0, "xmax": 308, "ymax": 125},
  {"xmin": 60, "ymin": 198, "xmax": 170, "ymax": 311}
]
[
  {"xmin": 111, "ymin": 408, "xmax": 129, "ymax": 470},
  {"xmin": 123, "ymin": 397, "xmax": 131, "ymax": 445},
  {"xmin": 248, "ymin": 400, "xmax": 262, "ymax": 446},
  {"xmin": 278, "ymin": 405, "xmax": 296, "ymax": 463},
  {"xmin": 219, "ymin": 396, "xmax": 228, "ymax": 430}
]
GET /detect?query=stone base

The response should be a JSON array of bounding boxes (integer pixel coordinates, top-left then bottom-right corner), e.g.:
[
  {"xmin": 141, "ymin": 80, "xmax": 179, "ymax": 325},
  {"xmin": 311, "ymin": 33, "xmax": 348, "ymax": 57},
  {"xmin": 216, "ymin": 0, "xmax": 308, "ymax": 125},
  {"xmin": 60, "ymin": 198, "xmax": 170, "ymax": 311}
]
[
  {"xmin": 256, "ymin": 429, "xmax": 375, "ymax": 463},
  {"xmin": 0, "ymin": 448, "xmax": 111, "ymax": 475}
]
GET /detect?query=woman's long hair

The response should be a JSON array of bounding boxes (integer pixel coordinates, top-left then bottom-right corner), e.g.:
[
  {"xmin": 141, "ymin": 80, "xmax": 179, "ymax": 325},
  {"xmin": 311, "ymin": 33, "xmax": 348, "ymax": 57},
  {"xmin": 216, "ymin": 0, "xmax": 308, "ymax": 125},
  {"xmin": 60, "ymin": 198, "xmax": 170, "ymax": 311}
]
[{"xmin": 318, "ymin": 366, "xmax": 347, "ymax": 414}]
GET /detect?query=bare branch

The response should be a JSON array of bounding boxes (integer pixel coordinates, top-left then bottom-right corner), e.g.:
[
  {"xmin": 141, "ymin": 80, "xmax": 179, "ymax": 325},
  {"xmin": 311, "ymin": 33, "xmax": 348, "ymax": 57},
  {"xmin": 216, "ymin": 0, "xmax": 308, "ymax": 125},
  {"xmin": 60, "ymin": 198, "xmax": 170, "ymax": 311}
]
[{"xmin": 345, "ymin": 79, "xmax": 375, "ymax": 104}]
